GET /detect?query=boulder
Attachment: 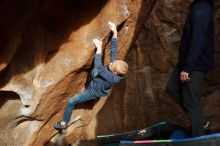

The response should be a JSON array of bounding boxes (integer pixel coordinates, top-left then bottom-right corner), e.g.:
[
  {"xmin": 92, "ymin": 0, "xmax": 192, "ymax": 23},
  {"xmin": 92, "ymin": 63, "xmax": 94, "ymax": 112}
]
[{"xmin": 0, "ymin": 0, "xmax": 220, "ymax": 145}]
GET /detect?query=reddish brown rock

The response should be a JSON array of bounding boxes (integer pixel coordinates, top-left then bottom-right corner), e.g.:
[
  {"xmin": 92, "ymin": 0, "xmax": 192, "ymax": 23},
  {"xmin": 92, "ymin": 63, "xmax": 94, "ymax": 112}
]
[
  {"xmin": 0, "ymin": 0, "xmax": 220, "ymax": 146},
  {"xmin": 0, "ymin": 0, "xmax": 153, "ymax": 145}
]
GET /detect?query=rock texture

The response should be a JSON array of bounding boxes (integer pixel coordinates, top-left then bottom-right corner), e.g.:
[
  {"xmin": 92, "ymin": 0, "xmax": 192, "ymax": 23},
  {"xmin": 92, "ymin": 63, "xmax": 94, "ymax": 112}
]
[
  {"xmin": 0, "ymin": 0, "xmax": 153, "ymax": 145},
  {"xmin": 0, "ymin": 0, "xmax": 220, "ymax": 146},
  {"xmin": 94, "ymin": 0, "xmax": 220, "ymax": 141}
]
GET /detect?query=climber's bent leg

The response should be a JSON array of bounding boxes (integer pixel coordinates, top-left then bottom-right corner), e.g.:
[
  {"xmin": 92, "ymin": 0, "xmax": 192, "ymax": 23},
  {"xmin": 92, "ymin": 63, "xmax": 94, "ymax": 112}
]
[
  {"xmin": 62, "ymin": 89, "xmax": 97, "ymax": 124},
  {"xmin": 54, "ymin": 89, "xmax": 96, "ymax": 130}
]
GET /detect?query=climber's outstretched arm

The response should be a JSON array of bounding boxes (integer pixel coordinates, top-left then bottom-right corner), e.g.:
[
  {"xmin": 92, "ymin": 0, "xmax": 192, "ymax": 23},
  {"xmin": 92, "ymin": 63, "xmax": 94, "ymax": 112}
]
[
  {"xmin": 93, "ymin": 39, "xmax": 103, "ymax": 68},
  {"xmin": 108, "ymin": 22, "xmax": 118, "ymax": 63}
]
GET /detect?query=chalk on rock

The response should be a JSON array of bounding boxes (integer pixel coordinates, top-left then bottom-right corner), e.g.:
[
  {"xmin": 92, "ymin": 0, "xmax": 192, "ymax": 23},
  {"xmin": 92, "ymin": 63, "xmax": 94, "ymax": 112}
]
[
  {"xmin": 121, "ymin": 5, "xmax": 129, "ymax": 18},
  {"xmin": 73, "ymin": 115, "xmax": 81, "ymax": 122}
]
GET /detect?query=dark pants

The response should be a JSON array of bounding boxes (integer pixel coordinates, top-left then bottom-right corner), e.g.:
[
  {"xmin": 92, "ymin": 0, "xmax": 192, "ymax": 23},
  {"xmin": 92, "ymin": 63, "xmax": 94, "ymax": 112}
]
[{"xmin": 166, "ymin": 66, "xmax": 206, "ymax": 137}]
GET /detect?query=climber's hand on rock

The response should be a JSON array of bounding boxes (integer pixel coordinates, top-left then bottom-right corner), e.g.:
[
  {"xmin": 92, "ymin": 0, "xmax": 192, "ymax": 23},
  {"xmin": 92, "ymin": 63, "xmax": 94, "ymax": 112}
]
[
  {"xmin": 108, "ymin": 21, "xmax": 117, "ymax": 38},
  {"xmin": 108, "ymin": 21, "xmax": 117, "ymax": 32},
  {"xmin": 93, "ymin": 39, "xmax": 102, "ymax": 49},
  {"xmin": 93, "ymin": 39, "xmax": 102, "ymax": 54}
]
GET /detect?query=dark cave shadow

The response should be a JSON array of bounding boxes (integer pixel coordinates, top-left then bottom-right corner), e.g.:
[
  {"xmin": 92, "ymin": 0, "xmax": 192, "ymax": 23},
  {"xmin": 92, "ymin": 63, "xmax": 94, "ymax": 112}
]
[
  {"xmin": 0, "ymin": 0, "xmax": 108, "ymax": 88},
  {"xmin": 0, "ymin": 0, "xmax": 5, "ymax": 5},
  {"xmin": 0, "ymin": 91, "xmax": 21, "ymax": 108}
]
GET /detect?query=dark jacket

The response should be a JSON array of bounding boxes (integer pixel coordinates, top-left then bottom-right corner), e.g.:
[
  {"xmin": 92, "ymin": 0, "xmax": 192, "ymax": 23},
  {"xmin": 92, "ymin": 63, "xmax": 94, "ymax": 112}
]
[
  {"xmin": 87, "ymin": 38, "xmax": 123, "ymax": 97},
  {"xmin": 178, "ymin": 0, "xmax": 214, "ymax": 73}
]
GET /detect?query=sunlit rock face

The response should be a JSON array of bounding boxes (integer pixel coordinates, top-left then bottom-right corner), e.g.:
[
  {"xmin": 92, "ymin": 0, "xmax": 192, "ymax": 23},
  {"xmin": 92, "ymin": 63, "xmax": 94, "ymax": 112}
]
[
  {"xmin": 0, "ymin": 0, "xmax": 152, "ymax": 145},
  {"xmin": 0, "ymin": 0, "xmax": 219, "ymax": 145}
]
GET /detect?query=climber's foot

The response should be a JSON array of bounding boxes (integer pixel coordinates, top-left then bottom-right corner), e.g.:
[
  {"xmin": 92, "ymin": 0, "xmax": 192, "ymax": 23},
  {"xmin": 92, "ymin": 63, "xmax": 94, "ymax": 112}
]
[{"xmin": 54, "ymin": 121, "xmax": 67, "ymax": 130}]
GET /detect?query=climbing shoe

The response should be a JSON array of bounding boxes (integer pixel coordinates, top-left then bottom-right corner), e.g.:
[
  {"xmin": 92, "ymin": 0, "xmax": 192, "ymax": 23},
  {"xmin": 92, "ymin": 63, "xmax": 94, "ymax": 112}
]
[{"xmin": 54, "ymin": 121, "xmax": 67, "ymax": 130}]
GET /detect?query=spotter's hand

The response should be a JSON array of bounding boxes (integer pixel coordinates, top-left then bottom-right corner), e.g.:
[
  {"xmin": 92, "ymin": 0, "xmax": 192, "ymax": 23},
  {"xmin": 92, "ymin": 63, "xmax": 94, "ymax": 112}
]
[{"xmin": 180, "ymin": 71, "xmax": 190, "ymax": 82}]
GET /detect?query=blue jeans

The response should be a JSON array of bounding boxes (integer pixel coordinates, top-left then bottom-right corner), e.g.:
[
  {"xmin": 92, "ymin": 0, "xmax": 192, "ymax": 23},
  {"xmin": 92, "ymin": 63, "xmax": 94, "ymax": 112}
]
[{"xmin": 62, "ymin": 89, "xmax": 97, "ymax": 123}]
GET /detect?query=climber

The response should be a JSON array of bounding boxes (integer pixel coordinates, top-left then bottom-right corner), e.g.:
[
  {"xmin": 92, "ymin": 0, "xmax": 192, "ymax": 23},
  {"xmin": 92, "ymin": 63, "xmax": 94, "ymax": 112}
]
[
  {"xmin": 54, "ymin": 22, "xmax": 129, "ymax": 130},
  {"xmin": 166, "ymin": 0, "xmax": 214, "ymax": 137}
]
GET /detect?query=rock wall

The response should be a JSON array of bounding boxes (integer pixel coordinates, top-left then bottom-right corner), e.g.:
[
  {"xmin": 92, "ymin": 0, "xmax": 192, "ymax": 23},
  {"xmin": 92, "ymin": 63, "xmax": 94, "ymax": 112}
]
[
  {"xmin": 0, "ymin": 0, "xmax": 153, "ymax": 145},
  {"xmin": 0, "ymin": 0, "xmax": 219, "ymax": 146},
  {"xmin": 95, "ymin": 0, "xmax": 220, "ymax": 139}
]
